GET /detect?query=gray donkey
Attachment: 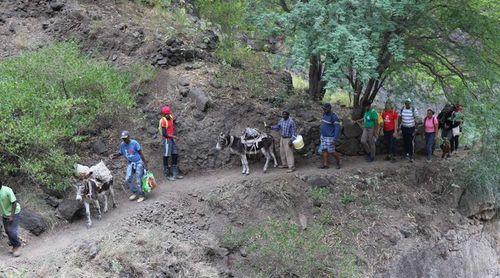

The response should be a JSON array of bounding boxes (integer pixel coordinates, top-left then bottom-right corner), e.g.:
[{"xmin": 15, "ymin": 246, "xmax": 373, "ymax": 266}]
[{"xmin": 215, "ymin": 131, "xmax": 278, "ymax": 175}]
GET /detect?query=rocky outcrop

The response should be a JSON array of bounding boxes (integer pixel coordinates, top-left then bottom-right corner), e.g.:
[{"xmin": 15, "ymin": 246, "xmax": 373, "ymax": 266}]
[
  {"xmin": 379, "ymin": 226, "xmax": 499, "ymax": 278},
  {"xmin": 58, "ymin": 199, "xmax": 85, "ymax": 222},
  {"xmin": 188, "ymin": 87, "xmax": 209, "ymax": 112},
  {"xmin": 151, "ymin": 37, "xmax": 213, "ymax": 68},
  {"xmin": 458, "ymin": 184, "xmax": 498, "ymax": 221},
  {"xmin": 19, "ymin": 208, "xmax": 47, "ymax": 236}
]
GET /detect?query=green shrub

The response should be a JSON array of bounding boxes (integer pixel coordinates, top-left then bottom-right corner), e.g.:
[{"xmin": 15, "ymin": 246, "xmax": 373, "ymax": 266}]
[
  {"xmin": 0, "ymin": 42, "xmax": 136, "ymax": 190},
  {"xmin": 310, "ymin": 187, "xmax": 330, "ymax": 203},
  {"xmin": 223, "ymin": 219, "xmax": 359, "ymax": 277},
  {"xmin": 341, "ymin": 193, "xmax": 355, "ymax": 205}
]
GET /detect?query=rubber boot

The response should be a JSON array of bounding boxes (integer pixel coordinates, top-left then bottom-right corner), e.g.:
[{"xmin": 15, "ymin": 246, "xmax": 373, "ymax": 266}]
[
  {"xmin": 167, "ymin": 166, "xmax": 175, "ymax": 181},
  {"xmin": 172, "ymin": 165, "xmax": 183, "ymax": 180},
  {"xmin": 163, "ymin": 157, "xmax": 170, "ymax": 179}
]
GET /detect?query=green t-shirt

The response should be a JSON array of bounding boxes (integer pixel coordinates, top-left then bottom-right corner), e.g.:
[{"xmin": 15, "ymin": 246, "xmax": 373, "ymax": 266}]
[
  {"xmin": 0, "ymin": 186, "xmax": 21, "ymax": 217},
  {"xmin": 363, "ymin": 108, "xmax": 379, "ymax": 128}
]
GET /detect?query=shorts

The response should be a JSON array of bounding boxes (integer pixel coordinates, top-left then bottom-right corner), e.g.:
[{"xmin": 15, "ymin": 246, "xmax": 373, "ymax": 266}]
[
  {"xmin": 319, "ymin": 136, "xmax": 335, "ymax": 153},
  {"xmin": 163, "ymin": 138, "xmax": 178, "ymax": 157}
]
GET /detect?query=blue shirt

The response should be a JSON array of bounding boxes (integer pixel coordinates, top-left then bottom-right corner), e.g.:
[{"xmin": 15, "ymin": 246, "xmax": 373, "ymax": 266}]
[
  {"xmin": 321, "ymin": 112, "xmax": 340, "ymax": 138},
  {"xmin": 272, "ymin": 118, "xmax": 297, "ymax": 139},
  {"xmin": 119, "ymin": 140, "xmax": 142, "ymax": 163}
]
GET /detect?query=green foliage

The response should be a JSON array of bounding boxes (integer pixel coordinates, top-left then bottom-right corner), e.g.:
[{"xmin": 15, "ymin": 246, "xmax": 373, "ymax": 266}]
[
  {"xmin": 214, "ymin": 38, "xmax": 253, "ymax": 67},
  {"xmin": 223, "ymin": 219, "xmax": 359, "ymax": 277},
  {"xmin": 195, "ymin": 0, "xmax": 249, "ymax": 34},
  {"xmin": 310, "ymin": 187, "xmax": 330, "ymax": 203},
  {"xmin": 0, "ymin": 42, "xmax": 135, "ymax": 190},
  {"xmin": 251, "ymin": 0, "xmax": 498, "ymax": 107},
  {"xmin": 340, "ymin": 193, "xmax": 355, "ymax": 205}
]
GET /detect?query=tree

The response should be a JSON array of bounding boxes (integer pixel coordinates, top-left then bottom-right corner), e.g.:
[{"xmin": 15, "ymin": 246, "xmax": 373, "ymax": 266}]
[{"xmin": 253, "ymin": 0, "xmax": 498, "ymax": 117}]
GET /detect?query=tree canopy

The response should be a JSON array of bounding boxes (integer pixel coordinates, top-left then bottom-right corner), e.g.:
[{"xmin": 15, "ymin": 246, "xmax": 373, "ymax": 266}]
[{"xmin": 244, "ymin": 0, "xmax": 498, "ymax": 117}]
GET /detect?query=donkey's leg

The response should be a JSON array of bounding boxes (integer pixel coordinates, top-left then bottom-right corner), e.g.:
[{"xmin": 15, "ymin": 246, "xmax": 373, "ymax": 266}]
[
  {"xmin": 94, "ymin": 199, "xmax": 102, "ymax": 220},
  {"xmin": 110, "ymin": 187, "xmax": 117, "ymax": 208},
  {"xmin": 262, "ymin": 149, "xmax": 270, "ymax": 173},
  {"xmin": 240, "ymin": 155, "xmax": 246, "ymax": 174},
  {"xmin": 84, "ymin": 201, "xmax": 92, "ymax": 228},
  {"xmin": 270, "ymin": 139, "xmax": 279, "ymax": 167},
  {"xmin": 270, "ymin": 147, "xmax": 278, "ymax": 168},
  {"xmin": 103, "ymin": 194, "xmax": 109, "ymax": 213},
  {"xmin": 242, "ymin": 155, "xmax": 250, "ymax": 175}
]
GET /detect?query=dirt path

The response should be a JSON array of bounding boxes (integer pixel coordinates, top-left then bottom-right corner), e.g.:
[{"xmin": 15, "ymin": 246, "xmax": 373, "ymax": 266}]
[{"xmin": 0, "ymin": 155, "xmax": 423, "ymax": 272}]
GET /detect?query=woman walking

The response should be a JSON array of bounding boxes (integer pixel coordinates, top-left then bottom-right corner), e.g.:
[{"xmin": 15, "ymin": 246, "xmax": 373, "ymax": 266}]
[{"xmin": 424, "ymin": 109, "xmax": 439, "ymax": 161}]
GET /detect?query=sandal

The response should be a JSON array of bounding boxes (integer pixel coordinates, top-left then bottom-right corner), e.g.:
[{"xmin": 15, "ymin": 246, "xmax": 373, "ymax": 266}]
[{"xmin": 318, "ymin": 165, "xmax": 329, "ymax": 169}]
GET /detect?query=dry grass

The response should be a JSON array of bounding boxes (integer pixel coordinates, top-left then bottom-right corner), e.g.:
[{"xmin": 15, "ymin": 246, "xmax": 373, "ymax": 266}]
[{"xmin": 48, "ymin": 227, "xmax": 219, "ymax": 277}]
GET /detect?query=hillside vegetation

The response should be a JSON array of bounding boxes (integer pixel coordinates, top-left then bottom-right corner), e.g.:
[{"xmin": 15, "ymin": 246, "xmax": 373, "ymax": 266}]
[{"xmin": 0, "ymin": 42, "xmax": 152, "ymax": 190}]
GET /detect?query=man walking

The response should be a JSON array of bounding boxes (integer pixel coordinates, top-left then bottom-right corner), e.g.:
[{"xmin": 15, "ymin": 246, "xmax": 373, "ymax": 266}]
[
  {"xmin": 269, "ymin": 111, "xmax": 297, "ymax": 173},
  {"xmin": 111, "ymin": 131, "xmax": 148, "ymax": 202},
  {"xmin": 0, "ymin": 181, "xmax": 21, "ymax": 257},
  {"xmin": 159, "ymin": 106, "xmax": 183, "ymax": 181},
  {"xmin": 360, "ymin": 101, "xmax": 379, "ymax": 162},
  {"xmin": 398, "ymin": 99, "xmax": 418, "ymax": 162},
  {"xmin": 319, "ymin": 103, "xmax": 341, "ymax": 169},
  {"xmin": 382, "ymin": 101, "xmax": 398, "ymax": 162}
]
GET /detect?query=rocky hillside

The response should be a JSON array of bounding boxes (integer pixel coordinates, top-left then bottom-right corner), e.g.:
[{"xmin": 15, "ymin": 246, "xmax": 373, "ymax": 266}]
[{"xmin": 0, "ymin": 1, "xmax": 497, "ymax": 277}]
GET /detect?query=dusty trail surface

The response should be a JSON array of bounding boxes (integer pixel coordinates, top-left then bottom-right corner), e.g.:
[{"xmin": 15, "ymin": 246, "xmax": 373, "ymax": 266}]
[{"xmin": 2, "ymin": 157, "xmax": 387, "ymax": 268}]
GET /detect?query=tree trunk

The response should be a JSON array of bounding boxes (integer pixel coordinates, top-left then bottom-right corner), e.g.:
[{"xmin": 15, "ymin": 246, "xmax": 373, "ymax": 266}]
[
  {"xmin": 308, "ymin": 54, "xmax": 326, "ymax": 100},
  {"xmin": 351, "ymin": 77, "xmax": 383, "ymax": 120}
]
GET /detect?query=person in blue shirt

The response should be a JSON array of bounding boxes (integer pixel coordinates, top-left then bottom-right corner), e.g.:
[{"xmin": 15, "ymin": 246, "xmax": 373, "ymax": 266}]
[
  {"xmin": 319, "ymin": 103, "xmax": 341, "ymax": 169},
  {"xmin": 111, "ymin": 131, "xmax": 148, "ymax": 203},
  {"xmin": 269, "ymin": 111, "xmax": 297, "ymax": 172}
]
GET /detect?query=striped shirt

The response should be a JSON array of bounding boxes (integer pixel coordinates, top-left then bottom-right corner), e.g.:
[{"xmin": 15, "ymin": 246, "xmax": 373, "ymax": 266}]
[{"xmin": 400, "ymin": 107, "xmax": 417, "ymax": 127}]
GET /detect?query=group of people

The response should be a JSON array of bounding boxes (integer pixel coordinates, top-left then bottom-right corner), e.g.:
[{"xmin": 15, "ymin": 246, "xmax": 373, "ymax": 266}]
[
  {"xmin": 0, "ymin": 101, "xmax": 463, "ymax": 258},
  {"xmin": 110, "ymin": 106, "xmax": 183, "ymax": 203},
  {"xmin": 361, "ymin": 99, "xmax": 463, "ymax": 163},
  {"xmin": 267, "ymin": 103, "xmax": 343, "ymax": 171},
  {"xmin": 267, "ymin": 99, "xmax": 464, "ymax": 175}
]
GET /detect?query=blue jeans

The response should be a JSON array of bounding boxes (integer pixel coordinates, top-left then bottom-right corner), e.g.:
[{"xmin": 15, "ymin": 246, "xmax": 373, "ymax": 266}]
[
  {"xmin": 125, "ymin": 161, "xmax": 144, "ymax": 196},
  {"xmin": 384, "ymin": 130, "xmax": 395, "ymax": 156},
  {"xmin": 425, "ymin": 132, "xmax": 435, "ymax": 159},
  {"xmin": 3, "ymin": 213, "xmax": 21, "ymax": 247}
]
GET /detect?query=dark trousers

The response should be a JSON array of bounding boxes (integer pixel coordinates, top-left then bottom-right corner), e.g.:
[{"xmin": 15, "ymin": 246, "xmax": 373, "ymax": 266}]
[
  {"xmin": 450, "ymin": 135, "xmax": 459, "ymax": 152},
  {"xmin": 401, "ymin": 126, "xmax": 415, "ymax": 158},
  {"xmin": 3, "ymin": 213, "xmax": 21, "ymax": 248},
  {"xmin": 425, "ymin": 132, "xmax": 436, "ymax": 159},
  {"xmin": 384, "ymin": 130, "xmax": 395, "ymax": 156}
]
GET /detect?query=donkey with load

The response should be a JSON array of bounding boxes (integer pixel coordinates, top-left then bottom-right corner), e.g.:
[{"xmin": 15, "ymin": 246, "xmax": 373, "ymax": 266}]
[
  {"xmin": 216, "ymin": 128, "xmax": 278, "ymax": 175},
  {"xmin": 75, "ymin": 161, "xmax": 117, "ymax": 228}
]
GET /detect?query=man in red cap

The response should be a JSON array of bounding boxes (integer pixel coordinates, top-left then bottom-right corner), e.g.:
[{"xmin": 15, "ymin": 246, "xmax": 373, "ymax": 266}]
[{"xmin": 159, "ymin": 106, "xmax": 183, "ymax": 181}]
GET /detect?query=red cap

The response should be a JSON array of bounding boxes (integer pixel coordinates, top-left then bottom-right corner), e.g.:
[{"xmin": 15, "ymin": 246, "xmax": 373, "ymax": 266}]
[{"xmin": 161, "ymin": 106, "xmax": 171, "ymax": 115}]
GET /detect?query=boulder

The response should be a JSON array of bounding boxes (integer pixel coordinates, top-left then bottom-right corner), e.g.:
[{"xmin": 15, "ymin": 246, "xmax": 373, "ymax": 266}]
[
  {"xmin": 19, "ymin": 209, "xmax": 47, "ymax": 236},
  {"xmin": 178, "ymin": 76, "xmax": 190, "ymax": 87},
  {"xmin": 58, "ymin": 199, "xmax": 85, "ymax": 222},
  {"xmin": 342, "ymin": 120, "xmax": 363, "ymax": 138},
  {"xmin": 45, "ymin": 195, "xmax": 61, "ymax": 208},
  {"xmin": 91, "ymin": 140, "xmax": 107, "ymax": 155},
  {"xmin": 188, "ymin": 87, "xmax": 209, "ymax": 112},
  {"xmin": 336, "ymin": 138, "xmax": 364, "ymax": 156},
  {"xmin": 48, "ymin": 0, "xmax": 64, "ymax": 12},
  {"xmin": 458, "ymin": 185, "xmax": 498, "ymax": 221},
  {"xmin": 307, "ymin": 177, "xmax": 330, "ymax": 188}
]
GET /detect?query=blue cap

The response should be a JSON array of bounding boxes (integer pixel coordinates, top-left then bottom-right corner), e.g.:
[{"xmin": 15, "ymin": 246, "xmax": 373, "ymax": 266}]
[
  {"xmin": 120, "ymin": 130, "xmax": 130, "ymax": 139},
  {"xmin": 322, "ymin": 103, "xmax": 332, "ymax": 110}
]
